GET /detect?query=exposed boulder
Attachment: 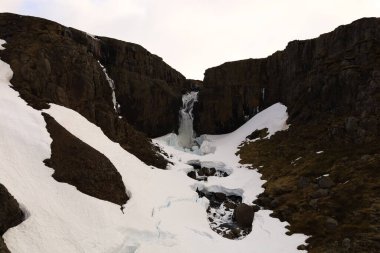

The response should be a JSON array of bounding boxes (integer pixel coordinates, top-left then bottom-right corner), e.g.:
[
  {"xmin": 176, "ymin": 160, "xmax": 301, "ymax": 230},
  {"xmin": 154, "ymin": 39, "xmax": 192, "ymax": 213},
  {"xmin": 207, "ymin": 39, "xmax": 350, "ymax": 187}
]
[
  {"xmin": 187, "ymin": 162, "xmax": 229, "ymax": 181},
  {"xmin": 233, "ymin": 203, "xmax": 256, "ymax": 228},
  {"xmin": 198, "ymin": 191, "xmax": 255, "ymax": 239},
  {"xmin": 187, "ymin": 170, "xmax": 197, "ymax": 180},
  {"xmin": 214, "ymin": 192, "xmax": 227, "ymax": 202},
  {"xmin": 0, "ymin": 184, "xmax": 24, "ymax": 252}
]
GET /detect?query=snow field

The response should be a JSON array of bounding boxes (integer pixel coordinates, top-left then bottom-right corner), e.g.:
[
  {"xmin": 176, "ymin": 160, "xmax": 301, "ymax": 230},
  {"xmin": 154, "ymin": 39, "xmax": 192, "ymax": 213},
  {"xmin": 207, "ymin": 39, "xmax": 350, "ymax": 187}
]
[{"xmin": 0, "ymin": 39, "xmax": 307, "ymax": 252}]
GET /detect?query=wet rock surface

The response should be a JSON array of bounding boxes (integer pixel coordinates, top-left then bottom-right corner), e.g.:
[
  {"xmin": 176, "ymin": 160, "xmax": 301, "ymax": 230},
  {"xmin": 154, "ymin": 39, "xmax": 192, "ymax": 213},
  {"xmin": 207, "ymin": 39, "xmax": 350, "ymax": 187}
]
[
  {"xmin": 187, "ymin": 161, "xmax": 229, "ymax": 181},
  {"xmin": 0, "ymin": 184, "xmax": 24, "ymax": 253},
  {"xmin": 197, "ymin": 190, "xmax": 258, "ymax": 239},
  {"xmin": 43, "ymin": 113, "xmax": 129, "ymax": 205}
]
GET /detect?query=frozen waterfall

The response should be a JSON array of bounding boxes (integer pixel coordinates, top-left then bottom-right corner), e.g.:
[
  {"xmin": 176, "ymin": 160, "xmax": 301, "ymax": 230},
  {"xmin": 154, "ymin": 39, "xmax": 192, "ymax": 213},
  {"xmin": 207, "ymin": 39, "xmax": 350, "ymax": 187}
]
[
  {"xmin": 155, "ymin": 90, "xmax": 214, "ymax": 155},
  {"xmin": 178, "ymin": 91, "xmax": 198, "ymax": 148}
]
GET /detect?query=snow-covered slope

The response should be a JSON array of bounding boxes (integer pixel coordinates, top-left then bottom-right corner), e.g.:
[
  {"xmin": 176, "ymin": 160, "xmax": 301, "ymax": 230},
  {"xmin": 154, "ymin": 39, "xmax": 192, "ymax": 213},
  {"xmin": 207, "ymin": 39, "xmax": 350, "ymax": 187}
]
[{"xmin": 0, "ymin": 39, "xmax": 307, "ymax": 252}]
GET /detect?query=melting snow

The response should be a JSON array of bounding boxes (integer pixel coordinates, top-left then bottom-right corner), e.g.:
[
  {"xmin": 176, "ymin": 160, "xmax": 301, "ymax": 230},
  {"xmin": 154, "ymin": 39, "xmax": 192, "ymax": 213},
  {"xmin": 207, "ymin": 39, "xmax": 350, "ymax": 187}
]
[{"xmin": 0, "ymin": 39, "xmax": 307, "ymax": 252}]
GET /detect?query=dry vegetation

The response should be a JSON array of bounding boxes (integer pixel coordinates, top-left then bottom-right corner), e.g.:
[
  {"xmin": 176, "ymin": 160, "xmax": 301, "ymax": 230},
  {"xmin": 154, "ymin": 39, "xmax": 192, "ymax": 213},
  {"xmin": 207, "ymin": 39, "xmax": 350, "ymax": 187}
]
[{"xmin": 238, "ymin": 117, "xmax": 380, "ymax": 253}]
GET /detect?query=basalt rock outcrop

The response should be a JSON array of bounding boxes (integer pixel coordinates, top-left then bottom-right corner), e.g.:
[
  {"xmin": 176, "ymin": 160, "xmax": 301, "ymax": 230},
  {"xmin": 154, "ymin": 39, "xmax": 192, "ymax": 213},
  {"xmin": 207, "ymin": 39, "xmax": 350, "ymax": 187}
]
[
  {"xmin": 0, "ymin": 13, "xmax": 190, "ymax": 169},
  {"xmin": 195, "ymin": 17, "xmax": 380, "ymax": 135},
  {"xmin": 97, "ymin": 36, "xmax": 187, "ymax": 137},
  {"xmin": 43, "ymin": 113, "xmax": 129, "ymax": 206},
  {"xmin": 0, "ymin": 184, "xmax": 24, "ymax": 253}
]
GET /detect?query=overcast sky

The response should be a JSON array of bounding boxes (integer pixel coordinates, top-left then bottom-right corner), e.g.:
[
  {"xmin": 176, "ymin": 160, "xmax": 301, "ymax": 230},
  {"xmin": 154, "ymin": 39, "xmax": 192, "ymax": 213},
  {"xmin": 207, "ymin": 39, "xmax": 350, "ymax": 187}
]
[{"xmin": 1, "ymin": 0, "xmax": 379, "ymax": 79}]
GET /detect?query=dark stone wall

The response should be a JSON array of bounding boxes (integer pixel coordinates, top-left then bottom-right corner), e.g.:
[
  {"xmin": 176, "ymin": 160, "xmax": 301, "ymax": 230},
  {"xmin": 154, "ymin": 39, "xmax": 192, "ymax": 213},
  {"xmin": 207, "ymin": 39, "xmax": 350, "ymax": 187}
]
[{"xmin": 195, "ymin": 18, "xmax": 380, "ymax": 134}]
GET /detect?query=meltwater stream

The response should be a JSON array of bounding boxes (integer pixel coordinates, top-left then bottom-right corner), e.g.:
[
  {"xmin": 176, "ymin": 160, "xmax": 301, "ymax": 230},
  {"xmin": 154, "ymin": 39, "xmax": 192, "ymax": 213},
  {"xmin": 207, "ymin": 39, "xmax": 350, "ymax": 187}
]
[{"xmin": 177, "ymin": 91, "xmax": 198, "ymax": 148}]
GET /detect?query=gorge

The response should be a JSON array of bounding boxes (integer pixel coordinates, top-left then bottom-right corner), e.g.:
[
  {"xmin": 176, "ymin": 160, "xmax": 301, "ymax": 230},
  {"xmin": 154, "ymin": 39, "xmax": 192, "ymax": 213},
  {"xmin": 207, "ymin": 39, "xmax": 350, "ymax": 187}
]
[{"xmin": 0, "ymin": 12, "xmax": 379, "ymax": 253}]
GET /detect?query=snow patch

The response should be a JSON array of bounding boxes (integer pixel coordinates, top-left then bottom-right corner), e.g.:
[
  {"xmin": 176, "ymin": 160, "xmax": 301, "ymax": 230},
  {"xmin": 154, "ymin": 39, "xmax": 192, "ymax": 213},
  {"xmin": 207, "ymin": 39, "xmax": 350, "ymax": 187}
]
[{"xmin": 0, "ymin": 39, "xmax": 6, "ymax": 50}]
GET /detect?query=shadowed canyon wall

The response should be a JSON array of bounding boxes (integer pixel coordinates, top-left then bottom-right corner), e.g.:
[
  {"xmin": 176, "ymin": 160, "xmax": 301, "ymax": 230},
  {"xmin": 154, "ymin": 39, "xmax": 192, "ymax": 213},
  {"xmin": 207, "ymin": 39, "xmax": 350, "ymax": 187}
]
[
  {"xmin": 0, "ymin": 13, "xmax": 192, "ymax": 169},
  {"xmin": 195, "ymin": 18, "xmax": 380, "ymax": 135}
]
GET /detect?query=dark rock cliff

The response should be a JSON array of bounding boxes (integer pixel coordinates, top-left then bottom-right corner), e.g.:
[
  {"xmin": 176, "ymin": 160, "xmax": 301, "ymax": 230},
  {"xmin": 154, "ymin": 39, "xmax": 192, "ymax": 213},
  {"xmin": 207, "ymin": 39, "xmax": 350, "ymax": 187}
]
[
  {"xmin": 97, "ymin": 36, "xmax": 187, "ymax": 137},
  {"xmin": 195, "ymin": 17, "xmax": 380, "ymax": 135},
  {"xmin": 0, "ymin": 13, "xmax": 190, "ymax": 169},
  {"xmin": 194, "ymin": 17, "xmax": 380, "ymax": 252},
  {"xmin": 232, "ymin": 18, "xmax": 380, "ymax": 253}
]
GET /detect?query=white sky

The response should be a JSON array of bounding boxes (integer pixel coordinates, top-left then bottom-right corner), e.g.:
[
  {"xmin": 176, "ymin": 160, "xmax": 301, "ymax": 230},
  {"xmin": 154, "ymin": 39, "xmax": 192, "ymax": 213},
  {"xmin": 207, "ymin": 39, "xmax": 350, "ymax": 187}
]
[{"xmin": 1, "ymin": 0, "xmax": 379, "ymax": 79}]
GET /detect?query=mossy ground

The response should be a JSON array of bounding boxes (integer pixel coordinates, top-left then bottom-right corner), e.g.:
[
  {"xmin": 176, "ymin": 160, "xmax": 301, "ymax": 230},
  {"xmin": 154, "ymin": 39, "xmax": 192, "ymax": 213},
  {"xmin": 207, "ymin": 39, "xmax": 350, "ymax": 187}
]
[{"xmin": 238, "ymin": 117, "xmax": 380, "ymax": 253}]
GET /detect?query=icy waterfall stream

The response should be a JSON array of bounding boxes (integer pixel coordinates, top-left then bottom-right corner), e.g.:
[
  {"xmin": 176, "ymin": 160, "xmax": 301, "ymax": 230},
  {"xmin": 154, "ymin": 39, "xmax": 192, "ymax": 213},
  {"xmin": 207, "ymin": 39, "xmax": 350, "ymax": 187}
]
[{"xmin": 177, "ymin": 91, "xmax": 198, "ymax": 148}]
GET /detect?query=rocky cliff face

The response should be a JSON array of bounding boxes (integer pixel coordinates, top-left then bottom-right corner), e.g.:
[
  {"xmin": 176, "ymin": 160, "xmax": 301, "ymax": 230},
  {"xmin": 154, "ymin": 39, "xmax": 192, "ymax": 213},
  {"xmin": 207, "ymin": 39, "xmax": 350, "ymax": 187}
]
[
  {"xmin": 0, "ymin": 13, "xmax": 191, "ymax": 169},
  {"xmin": 97, "ymin": 36, "xmax": 186, "ymax": 137},
  {"xmin": 195, "ymin": 17, "xmax": 380, "ymax": 252},
  {"xmin": 230, "ymin": 18, "xmax": 379, "ymax": 253},
  {"xmin": 195, "ymin": 18, "xmax": 380, "ymax": 135}
]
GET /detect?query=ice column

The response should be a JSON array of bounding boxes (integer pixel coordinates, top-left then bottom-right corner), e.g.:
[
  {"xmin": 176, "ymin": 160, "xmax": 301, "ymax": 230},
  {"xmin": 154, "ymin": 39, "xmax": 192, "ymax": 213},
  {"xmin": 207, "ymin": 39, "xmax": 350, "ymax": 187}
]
[
  {"xmin": 98, "ymin": 61, "xmax": 119, "ymax": 113},
  {"xmin": 178, "ymin": 91, "xmax": 198, "ymax": 148}
]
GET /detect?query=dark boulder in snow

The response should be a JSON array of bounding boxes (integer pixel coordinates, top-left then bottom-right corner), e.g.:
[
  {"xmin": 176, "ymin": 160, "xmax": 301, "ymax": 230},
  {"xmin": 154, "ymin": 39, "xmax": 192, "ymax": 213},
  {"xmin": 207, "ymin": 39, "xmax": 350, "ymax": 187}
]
[
  {"xmin": 214, "ymin": 192, "xmax": 227, "ymax": 202},
  {"xmin": 43, "ymin": 113, "xmax": 128, "ymax": 205},
  {"xmin": 0, "ymin": 184, "xmax": 24, "ymax": 252},
  {"xmin": 187, "ymin": 171, "xmax": 196, "ymax": 180},
  {"xmin": 233, "ymin": 203, "xmax": 255, "ymax": 228}
]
